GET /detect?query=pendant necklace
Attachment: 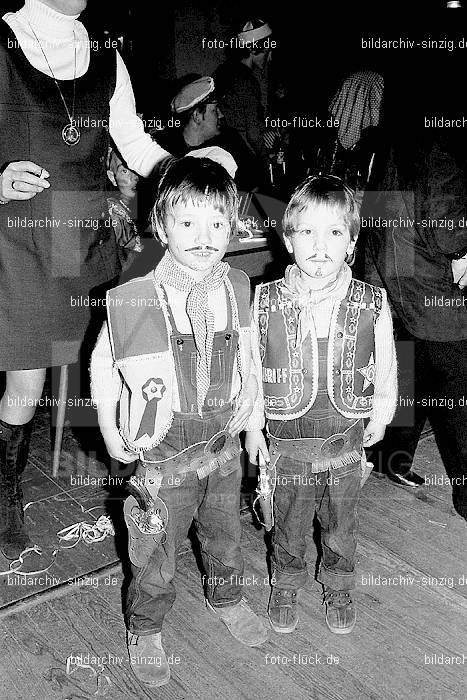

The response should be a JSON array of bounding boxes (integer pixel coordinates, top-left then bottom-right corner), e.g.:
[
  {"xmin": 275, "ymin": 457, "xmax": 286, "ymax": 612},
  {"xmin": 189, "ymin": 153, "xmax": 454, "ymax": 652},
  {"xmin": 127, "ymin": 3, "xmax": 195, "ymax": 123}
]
[{"xmin": 27, "ymin": 22, "xmax": 80, "ymax": 146}]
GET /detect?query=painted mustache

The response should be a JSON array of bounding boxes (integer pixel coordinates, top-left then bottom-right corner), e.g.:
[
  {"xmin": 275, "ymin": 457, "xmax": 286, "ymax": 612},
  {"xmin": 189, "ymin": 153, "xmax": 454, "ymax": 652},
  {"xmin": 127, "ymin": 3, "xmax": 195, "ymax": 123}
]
[
  {"xmin": 307, "ymin": 253, "xmax": 331, "ymax": 262},
  {"xmin": 186, "ymin": 246, "xmax": 219, "ymax": 252}
]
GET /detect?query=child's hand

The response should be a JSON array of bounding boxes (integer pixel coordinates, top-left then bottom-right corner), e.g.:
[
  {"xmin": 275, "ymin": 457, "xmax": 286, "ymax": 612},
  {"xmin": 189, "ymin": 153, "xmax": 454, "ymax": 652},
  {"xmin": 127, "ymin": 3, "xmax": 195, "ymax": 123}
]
[
  {"xmin": 101, "ymin": 426, "xmax": 138, "ymax": 464},
  {"xmin": 228, "ymin": 376, "xmax": 258, "ymax": 436},
  {"xmin": 363, "ymin": 420, "xmax": 386, "ymax": 447},
  {"xmin": 228, "ymin": 396, "xmax": 255, "ymax": 435},
  {"xmin": 245, "ymin": 430, "xmax": 270, "ymax": 466}
]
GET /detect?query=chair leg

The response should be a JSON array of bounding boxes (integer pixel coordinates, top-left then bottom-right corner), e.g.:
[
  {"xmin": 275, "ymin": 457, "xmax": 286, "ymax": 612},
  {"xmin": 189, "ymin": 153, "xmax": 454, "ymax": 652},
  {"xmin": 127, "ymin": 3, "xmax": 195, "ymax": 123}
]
[{"xmin": 52, "ymin": 365, "xmax": 68, "ymax": 478}]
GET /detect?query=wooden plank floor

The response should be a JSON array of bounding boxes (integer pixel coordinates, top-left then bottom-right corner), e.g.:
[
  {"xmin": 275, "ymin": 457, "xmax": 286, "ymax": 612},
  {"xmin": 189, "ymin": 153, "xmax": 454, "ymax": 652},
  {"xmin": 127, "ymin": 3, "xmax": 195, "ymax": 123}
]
[
  {"xmin": 0, "ymin": 408, "xmax": 124, "ymax": 607},
  {"xmin": 0, "ymin": 430, "xmax": 465, "ymax": 699}
]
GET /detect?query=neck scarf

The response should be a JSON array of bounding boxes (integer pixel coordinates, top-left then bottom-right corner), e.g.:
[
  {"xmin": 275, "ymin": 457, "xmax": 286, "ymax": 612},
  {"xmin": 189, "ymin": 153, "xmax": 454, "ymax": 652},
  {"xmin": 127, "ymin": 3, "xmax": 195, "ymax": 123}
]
[
  {"xmin": 154, "ymin": 251, "xmax": 231, "ymax": 415},
  {"xmin": 330, "ymin": 71, "xmax": 383, "ymax": 150},
  {"xmin": 282, "ymin": 263, "xmax": 352, "ymax": 346}
]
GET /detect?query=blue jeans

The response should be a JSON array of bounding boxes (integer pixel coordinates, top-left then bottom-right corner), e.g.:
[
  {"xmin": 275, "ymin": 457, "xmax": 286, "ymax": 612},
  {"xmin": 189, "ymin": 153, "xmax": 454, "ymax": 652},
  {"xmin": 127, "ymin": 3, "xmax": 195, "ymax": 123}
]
[
  {"xmin": 269, "ymin": 414, "xmax": 363, "ymax": 592},
  {"xmin": 125, "ymin": 407, "xmax": 244, "ymax": 635}
]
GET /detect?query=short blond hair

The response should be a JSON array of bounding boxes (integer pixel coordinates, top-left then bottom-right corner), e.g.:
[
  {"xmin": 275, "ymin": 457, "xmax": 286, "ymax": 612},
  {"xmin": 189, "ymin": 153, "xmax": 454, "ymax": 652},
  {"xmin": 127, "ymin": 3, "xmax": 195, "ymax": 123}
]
[{"xmin": 283, "ymin": 174, "xmax": 360, "ymax": 242}]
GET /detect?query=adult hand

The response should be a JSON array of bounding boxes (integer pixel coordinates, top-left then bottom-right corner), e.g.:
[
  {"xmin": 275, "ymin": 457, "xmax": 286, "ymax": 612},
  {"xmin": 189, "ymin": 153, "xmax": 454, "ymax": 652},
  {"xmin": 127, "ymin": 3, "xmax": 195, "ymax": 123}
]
[
  {"xmin": 0, "ymin": 161, "xmax": 50, "ymax": 202},
  {"xmin": 451, "ymin": 257, "xmax": 467, "ymax": 289}
]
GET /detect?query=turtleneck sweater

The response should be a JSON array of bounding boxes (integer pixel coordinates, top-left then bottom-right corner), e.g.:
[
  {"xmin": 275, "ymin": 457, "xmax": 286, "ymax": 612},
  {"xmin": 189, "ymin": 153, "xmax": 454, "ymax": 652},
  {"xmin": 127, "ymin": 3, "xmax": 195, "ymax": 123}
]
[{"xmin": 2, "ymin": 0, "xmax": 169, "ymax": 177}]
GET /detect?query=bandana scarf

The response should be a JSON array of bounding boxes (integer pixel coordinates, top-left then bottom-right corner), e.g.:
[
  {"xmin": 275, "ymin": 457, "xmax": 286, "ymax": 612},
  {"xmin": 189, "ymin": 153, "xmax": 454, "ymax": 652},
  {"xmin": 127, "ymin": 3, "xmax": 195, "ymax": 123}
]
[
  {"xmin": 282, "ymin": 263, "xmax": 352, "ymax": 347},
  {"xmin": 329, "ymin": 71, "xmax": 383, "ymax": 150},
  {"xmin": 154, "ymin": 251, "xmax": 231, "ymax": 415}
]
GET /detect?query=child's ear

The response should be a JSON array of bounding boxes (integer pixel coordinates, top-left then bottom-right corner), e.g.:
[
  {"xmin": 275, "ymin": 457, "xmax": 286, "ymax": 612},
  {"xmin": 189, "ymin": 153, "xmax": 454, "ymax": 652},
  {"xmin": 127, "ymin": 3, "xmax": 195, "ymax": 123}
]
[
  {"xmin": 347, "ymin": 237, "xmax": 357, "ymax": 257},
  {"xmin": 107, "ymin": 169, "xmax": 117, "ymax": 188},
  {"xmin": 157, "ymin": 227, "xmax": 168, "ymax": 246},
  {"xmin": 345, "ymin": 238, "xmax": 357, "ymax": 265},
  {"xmin": 283, "ymin": 233, "xmax": 294, "ymax": 255}
]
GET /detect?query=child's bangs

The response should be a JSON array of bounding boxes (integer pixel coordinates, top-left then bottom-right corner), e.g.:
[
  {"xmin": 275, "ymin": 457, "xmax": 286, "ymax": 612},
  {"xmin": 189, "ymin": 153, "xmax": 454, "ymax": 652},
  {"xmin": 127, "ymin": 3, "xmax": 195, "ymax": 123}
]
[
  {"xmin": 151, "ymin": 156, "xmax": 239, "ymax": 240},
  {"xmin": 169, "ymin": 185, "xmax": 234, "ymax": 219},
  {"xmin": 283, "ymin": 176, "xmax": 360, "ymax": 239}
]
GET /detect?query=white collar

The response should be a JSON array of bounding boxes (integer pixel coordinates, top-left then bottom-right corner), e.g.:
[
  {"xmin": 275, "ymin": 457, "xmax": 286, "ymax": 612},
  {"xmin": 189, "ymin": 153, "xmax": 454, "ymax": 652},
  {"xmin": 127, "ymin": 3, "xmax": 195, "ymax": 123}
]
[{"xmin": 17, "ymin": 0, "xmax": 80, "ymax": 40}]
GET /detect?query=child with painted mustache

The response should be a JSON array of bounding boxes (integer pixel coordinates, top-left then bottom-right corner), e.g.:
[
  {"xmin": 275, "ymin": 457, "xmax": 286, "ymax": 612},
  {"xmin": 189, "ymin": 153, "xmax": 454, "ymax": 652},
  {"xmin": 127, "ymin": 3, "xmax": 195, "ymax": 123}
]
[
  {"xmin": 245, "ymin": 174, "xmax": 397, "ymax": 636},
  {"xmin": 91, "ymin": 154, "xmax": 267, "ymax": 688}
]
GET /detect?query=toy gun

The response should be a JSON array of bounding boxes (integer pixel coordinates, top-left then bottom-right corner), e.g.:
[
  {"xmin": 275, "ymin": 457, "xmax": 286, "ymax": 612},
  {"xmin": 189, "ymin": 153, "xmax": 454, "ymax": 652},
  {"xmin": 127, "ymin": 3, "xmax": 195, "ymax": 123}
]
[
  {"xmin": 252, "ymin": 454, "xmax": 274, "ymax": 531},
  {"xmin": 125, "ymin": 475, "xmax": 168, "ymax": 537},
  {"xmin": 123, "ymin": 475, "xmax": 169, "ymax": 568}
]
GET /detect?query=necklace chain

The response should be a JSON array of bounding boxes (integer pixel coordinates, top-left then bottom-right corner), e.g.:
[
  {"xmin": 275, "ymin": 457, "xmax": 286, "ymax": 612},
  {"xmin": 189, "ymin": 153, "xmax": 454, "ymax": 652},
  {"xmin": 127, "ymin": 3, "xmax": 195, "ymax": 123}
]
[{"xmin": 27, "ymin": 21, "xmax": 77, "ymax": 125}]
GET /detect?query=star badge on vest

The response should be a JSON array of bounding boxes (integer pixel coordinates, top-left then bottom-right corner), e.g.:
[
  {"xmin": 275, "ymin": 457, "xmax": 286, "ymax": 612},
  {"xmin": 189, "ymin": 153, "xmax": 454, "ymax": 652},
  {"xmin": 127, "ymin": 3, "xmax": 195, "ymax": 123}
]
[
  {"xmin": 356, "ymin": 352, "xmax": 376, "ymax": 392},
  {"xmin": 135, "ymin": 378, "xmax": 167, "ymax": 441}
]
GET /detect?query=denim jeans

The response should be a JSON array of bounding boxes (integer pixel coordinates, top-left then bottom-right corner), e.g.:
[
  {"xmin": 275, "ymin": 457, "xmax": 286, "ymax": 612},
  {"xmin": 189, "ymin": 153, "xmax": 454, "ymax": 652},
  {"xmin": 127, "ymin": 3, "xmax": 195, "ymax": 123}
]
[
  {"xmin": 125, "ymin": 406, "xmax": 244, "ymax": 634},
  {"xmin": 269, "ymin": 411, "xmax": 363, "ymax": 593}
]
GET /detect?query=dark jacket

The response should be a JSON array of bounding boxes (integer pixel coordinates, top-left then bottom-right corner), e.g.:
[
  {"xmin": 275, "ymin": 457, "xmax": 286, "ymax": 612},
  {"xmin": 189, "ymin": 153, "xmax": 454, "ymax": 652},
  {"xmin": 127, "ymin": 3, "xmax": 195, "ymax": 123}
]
[
  {"xmin": 213, "ymin": 61, "xmax": 264, "ymax": 157},
  {"xmin": 361, "ymin": 128, "xmax": 467, "ymax": 341}
]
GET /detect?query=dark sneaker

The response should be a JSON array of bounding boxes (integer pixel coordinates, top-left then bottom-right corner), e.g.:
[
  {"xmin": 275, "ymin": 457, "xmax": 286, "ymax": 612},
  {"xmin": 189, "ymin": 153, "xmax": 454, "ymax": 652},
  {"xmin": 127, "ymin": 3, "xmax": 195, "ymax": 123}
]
[
  {"xmin": 206, "ymin": 597, "xmax": 268, "ymax": 646},
  {"xmin": 126, "ymin": 631, "xmax": 170, "ymax": 687},
  {"xmin": 324, "ymin": 589, "xmax": 356, "ymax": 634},
  {"xmin": 268, "ymin": 588, "xmax": 299, "ymax": 633},
  {"xmin": 387, "ymin": 470, "xmax": 425, "ymax": 488}
]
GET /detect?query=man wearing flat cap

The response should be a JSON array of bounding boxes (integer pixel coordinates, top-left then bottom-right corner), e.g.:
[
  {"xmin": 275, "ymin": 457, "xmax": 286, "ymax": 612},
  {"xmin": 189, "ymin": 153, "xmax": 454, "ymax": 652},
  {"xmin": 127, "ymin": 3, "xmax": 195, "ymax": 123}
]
[
  {"xmin": 213, "ymin": 18, "xmax": 274, "ymax": 160},
  {"xmin": 158, "ymin": 75, "xmax": 262, "ymax": 192}
]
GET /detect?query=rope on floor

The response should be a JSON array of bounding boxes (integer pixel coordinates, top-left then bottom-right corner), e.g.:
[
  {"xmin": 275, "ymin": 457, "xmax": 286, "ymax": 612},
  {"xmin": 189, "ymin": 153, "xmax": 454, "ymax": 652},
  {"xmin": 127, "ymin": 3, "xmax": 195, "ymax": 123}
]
[
  {"xmin": 0, "ymin": 512, "xmax": 115, "ymax": 577},
  {"xmin": 66, "ymin": 654, "xmax": 111, "ymax": 696}
]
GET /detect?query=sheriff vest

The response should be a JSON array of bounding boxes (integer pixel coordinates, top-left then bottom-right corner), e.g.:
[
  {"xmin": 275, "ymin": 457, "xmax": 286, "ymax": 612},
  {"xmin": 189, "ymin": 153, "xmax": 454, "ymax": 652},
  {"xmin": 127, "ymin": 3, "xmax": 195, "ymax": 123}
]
[{"xmin": 255, "ymin": 278, "xmax": 383, "ymax": 420}]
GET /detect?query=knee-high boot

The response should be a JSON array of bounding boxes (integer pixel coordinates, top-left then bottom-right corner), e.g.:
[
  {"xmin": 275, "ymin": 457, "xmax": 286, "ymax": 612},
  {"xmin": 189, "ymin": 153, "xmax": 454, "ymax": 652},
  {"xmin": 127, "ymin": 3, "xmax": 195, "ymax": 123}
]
[{"xmin": 0, "ymin": 419, "xmax": 33, "ymax": 559}]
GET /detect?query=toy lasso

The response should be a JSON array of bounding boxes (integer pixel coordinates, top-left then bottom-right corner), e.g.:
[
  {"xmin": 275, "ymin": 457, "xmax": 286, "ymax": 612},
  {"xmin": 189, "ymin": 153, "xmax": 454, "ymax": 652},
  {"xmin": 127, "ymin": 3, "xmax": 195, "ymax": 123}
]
[
  {"xmin": 57, "ymin": 513, "xmax": 115, "ymax": 548},
  {"xmin": 66, "ymin": 654, "xmax": 111, "ymax": 696},
  {"xmin": 0, "ymin": 503, "xmax": 115, "ymax": 578}
]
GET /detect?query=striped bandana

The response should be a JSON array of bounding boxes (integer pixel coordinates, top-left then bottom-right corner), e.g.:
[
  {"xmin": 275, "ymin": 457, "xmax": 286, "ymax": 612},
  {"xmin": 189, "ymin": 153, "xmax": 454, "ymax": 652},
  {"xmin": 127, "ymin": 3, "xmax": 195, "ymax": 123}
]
[{"xmin": 154, "ymin": 251, "xmax": 231, "ymax": 415}]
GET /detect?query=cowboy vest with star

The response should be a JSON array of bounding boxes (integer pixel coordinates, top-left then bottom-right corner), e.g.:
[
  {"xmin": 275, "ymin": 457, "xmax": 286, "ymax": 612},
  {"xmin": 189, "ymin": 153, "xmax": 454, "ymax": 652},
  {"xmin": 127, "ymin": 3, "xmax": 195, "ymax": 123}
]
[
  {"xmin": 255, "ymin": 277, "xmax": 383, "ymax": 420},
  {"xmin": 106, "ymin": 268, "xmax": 252, "ymax": 452}
]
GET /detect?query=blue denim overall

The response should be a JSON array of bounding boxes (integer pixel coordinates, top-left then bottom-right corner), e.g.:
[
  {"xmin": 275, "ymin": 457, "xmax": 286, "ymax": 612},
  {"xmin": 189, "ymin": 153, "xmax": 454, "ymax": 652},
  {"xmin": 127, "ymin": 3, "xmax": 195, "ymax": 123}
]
[
  {"xmin": 268, "ymin": 339, "xmax": 364, "ymax": 592},
  {"xmin": 125, "ymin": 297, "xmax": 245, "ymax": 635}
]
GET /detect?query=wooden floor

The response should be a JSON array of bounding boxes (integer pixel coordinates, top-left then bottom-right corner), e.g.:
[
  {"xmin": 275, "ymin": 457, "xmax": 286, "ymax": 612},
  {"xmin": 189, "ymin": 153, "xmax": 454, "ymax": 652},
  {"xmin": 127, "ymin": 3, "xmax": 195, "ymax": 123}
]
[
  {"xmin": 0, "ymin": 408, "xmax": 466, "ymax": 698},
  {"xmin": 0, "ymin": 404, "xmax": 124, "ymax": 608}
]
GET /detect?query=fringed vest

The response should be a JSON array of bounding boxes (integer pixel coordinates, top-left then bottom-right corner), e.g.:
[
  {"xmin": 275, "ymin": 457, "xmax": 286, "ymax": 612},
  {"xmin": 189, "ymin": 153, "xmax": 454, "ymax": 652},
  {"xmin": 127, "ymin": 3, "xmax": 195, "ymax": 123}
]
[
  {"xmin": 255, "ymin": 277, "xmax": 383, "ymax": 420},
  {"xmin": 107, "ymin": 268, "xmax": 252, "ymax": 452}
]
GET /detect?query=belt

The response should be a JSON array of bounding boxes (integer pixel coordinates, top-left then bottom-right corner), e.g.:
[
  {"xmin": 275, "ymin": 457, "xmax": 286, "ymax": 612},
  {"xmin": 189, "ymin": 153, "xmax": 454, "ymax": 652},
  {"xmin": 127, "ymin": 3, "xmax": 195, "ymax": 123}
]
[
  {"xmin": 267, "ymin": 420, "xmax": 362, "ymax": 466},
  {"xmin": 125, "ymin": 429, "xmax": 241, "ymax": 539},
  {"xmin": 134, "ymin": 428, "xmax": 241, "ymax": 498},
  {"xmin": 141, "ymin": 429, "xmax": 241, "ymax": 476}
]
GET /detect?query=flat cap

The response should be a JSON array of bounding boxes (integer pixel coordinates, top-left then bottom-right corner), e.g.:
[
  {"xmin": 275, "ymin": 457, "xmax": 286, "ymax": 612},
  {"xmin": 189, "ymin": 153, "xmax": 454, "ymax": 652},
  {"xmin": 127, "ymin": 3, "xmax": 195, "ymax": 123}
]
[
  {"xmin": 188, "ymin": 146, "xmax": 237, "ymax": 179},
  {"xmin": 171, "ymin": 76, "xmax": 215, "ymax": 114}
]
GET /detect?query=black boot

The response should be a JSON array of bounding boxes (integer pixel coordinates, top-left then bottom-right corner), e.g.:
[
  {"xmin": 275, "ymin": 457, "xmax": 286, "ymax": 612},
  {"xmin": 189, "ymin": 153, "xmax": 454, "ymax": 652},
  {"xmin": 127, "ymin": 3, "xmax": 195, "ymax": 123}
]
[{"xmin": 0, "ymin": 419, "xmax": 33, "ymax": 559}]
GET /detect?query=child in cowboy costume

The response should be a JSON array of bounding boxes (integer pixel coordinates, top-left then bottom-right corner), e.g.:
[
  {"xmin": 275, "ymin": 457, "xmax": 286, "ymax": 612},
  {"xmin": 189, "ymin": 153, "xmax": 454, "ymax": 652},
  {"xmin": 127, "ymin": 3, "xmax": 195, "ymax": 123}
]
[
  {"xmin": 91, "ymin": 154, "xmax": 267, "ymax": 688},
  {"xmin": 246, "ymin": 174, "xmax": 397, "ymax": 635}
]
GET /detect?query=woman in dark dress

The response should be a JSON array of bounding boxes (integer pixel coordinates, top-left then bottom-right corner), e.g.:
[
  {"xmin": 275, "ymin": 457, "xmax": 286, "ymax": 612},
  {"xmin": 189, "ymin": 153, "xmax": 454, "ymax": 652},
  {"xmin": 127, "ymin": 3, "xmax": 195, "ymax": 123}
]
[{"xmin": 0, "ymin": 0, "xmax": 169, "ymax": 558}]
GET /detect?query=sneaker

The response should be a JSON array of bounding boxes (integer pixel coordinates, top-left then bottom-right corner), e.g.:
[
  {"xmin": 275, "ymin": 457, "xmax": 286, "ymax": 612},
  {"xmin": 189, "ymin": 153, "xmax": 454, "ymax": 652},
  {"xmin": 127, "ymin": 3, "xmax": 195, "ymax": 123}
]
[
  {"xmin": 268, "ymin": 588, "xmax": 299, "ymax": 633},
  {"xmin": 323, "ymin": 589, "xmax": 356, "ymax": 634},
  {"xmin": 206, "ymin": 597, "xmax": 268, "ymax": 646},
  {"xmin": 387, "ymin": 470, "xmax": 424, "ymax": 488},
  {"xmin": 126, "ymin": 631, "xmax": 170, "ymax": 687}
]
